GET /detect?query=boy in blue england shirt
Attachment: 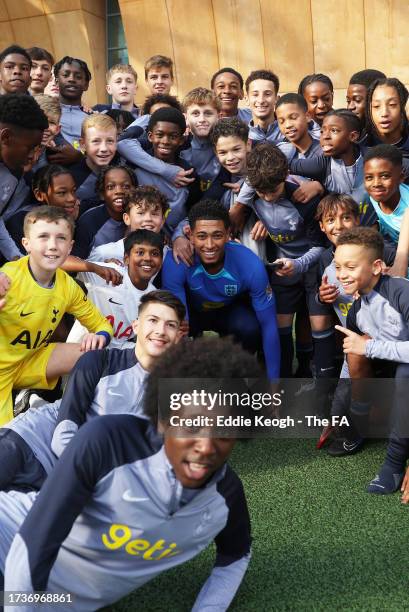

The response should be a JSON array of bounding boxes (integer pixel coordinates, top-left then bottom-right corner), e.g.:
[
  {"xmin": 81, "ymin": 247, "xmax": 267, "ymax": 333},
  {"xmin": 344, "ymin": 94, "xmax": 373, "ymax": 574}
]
[{"xmin": 163, "ymin": 200, "xmax": 280, "ymax": 381}]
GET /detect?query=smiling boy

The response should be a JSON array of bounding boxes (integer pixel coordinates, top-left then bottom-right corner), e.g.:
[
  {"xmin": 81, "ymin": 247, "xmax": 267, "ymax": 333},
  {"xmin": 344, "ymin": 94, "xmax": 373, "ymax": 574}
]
[
  {"xmin": 54, "ymin": 55, "xmax": 92, "ymax": 148},
  {"xmin": 211, "ymin": 67, "xmax": 252, "ymax": 122},
  {"xmin": 0, "ymin": 337, "xmax": 259, "ymax": 611},
  {"xmin": 94, "ymin": 64, "xmax": 139, "ymax": 119},
  {"xmin": 132, "ymin": 107, "xmax": 201, "ymax": 236},
  {"xmin": 27, "ymin": 47, "xmax": 54, "ymax": 95},
  {"xmin": 363, "ymin": 144, "xmax": 409, "ymax": 244},
  {"xmin": 72, "ymin": 165, "xmax": 136, "ymax": 261},
  {"xmin": 0, "ymin": 206, "xmax": 112, "ymax": 425},
  {"xmin": 0, "ymin": 45, "xmax": 31, "ymax": 95},
  {"xmin": 88, "ymin": 185, "xmax": 168, "ymax": 265},
  {"xmin": 0, "ymin": 290, "xmax": 184, "ymax": 493},
  {"xmin": 145, "ymin": 54, "xmax": 174, "ymax": 95},
  {"xmin": 334, "ymin": 227, "xmax": 409, "ymax": 488},
  {"xmin": 163, "ymin": 199, "xmax": 280, "ymax": 381},
  {"xmin": 0, "ymin": 94, "xmax": 49, "ymax": 263},
  {"xmin": 275, "ymin": 93, "xmax": 322, "ymax": 161},
  {"xmin": 69, "ymin": 230, "xmax": 164, "ymax": 347},
  {"xmin": 245, "ymin": 69, "xmax": 282, "ymax": 145},
  {"xmin": 181, "ymin": 87, "xmax": 221, "ymax": 191},
  {"xmin": 70, "ymin": 114, "xmax": 118, "ymax": 201}
]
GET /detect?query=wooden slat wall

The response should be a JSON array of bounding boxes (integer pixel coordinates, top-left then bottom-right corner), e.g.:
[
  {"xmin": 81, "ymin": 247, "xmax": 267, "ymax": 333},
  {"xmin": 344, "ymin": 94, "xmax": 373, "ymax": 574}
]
[
  {"xmin": 120, "ymin": 0, "xmax": 409, "ymax": 108},
  {"xmin": 0, "ymin": 0, "xmax": 408, "ymax": 107},
  {"xmin": 0, "ymin": 0, "xmax": 106, "ymax": 106}
]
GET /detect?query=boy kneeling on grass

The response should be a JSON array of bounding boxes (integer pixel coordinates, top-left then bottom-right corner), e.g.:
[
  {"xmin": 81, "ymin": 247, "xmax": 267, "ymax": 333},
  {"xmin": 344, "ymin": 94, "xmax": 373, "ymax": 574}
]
[
  {"xmin": 0, "ymin": 337, "xmax": 260, "ymax": 611},
  {"xmin": 334, "ymin": 227, "xmax": 409, "ymax": 493}
]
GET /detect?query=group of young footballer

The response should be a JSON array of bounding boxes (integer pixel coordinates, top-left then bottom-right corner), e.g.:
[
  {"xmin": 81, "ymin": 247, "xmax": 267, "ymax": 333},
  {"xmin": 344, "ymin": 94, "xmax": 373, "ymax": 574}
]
[{"xmin": 0, "ymin": 42, "xmax": 408, "ymax": 609}]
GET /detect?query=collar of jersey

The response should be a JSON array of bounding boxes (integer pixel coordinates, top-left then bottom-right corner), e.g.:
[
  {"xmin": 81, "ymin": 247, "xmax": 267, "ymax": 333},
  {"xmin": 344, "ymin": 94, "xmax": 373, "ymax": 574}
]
[
  {"xmin": 360, "ymin": 275, "xmax": 385, "ymax": 302},
  {"xmin": 249, "ymin": 119, "xmax": 277, "ymax": 135},
  {"xmin": 192, "ymin": 262, "xmax": 236, "ymax": 281},
  {"xmin": 369, "ymin": 183, "xmax": 409, "ymax": 213},
  {"xmin": 28, "ymin": 259, "xmax": 55, "ymax": 288},
  {"xmin": 191, "ymin": 135, "xmax": 212, "ymax": 149}
]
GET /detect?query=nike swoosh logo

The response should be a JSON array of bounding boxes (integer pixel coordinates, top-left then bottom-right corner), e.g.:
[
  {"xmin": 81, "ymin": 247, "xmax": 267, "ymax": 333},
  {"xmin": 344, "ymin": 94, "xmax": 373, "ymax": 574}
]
[
  {"xmin": 122, "ymin": 490, "xmax": 149, "ymax": 503},
  {"xmin": 190, "ymin": 286, "xmax": 203, "ymax": 291},
  {"xmin": 108, "ymin": 297, "xmax": 123, "ymax": 305},
  {"xmin": 20, "ymin": 311, "xmax": 34, "ymax": 317}
]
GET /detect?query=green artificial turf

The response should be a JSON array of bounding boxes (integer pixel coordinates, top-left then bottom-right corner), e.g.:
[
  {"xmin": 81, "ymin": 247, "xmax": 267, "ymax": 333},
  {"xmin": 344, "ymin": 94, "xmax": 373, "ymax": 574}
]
[{"xmin": 107, "ymin": 438, "xmax": 409, "ymax": 612}]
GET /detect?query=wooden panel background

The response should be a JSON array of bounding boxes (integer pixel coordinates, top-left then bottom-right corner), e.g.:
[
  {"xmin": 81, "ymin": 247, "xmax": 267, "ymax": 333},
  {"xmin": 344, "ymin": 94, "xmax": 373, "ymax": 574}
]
[
  {"xmin": 120, "ymin": 0, "xmax": 409, "ymax": 109},
  {"xmin": 0, "ymin": 0, "xmax": 106, "ymax": 106},
  {"xmin": 0, "ymin": 0, "xmax": 408, "ymax": 107}
]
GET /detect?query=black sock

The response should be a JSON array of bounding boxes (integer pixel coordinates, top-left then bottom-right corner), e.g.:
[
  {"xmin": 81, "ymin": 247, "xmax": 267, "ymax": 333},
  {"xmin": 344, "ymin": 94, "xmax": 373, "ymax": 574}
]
[
  {"xmin": 279, "ymin": 327, "xmax": 294, "ymax": 378},
  {"xmin": 384, "ymin": 437, "xmax": 409, "ymax": 472},
  {"xmin": 312, "ymin": 329, "xmax": 336, "ymax": 378},
  {"xmin": 295, "ymin": 341, "xmax": 313, "ymax": 376}
]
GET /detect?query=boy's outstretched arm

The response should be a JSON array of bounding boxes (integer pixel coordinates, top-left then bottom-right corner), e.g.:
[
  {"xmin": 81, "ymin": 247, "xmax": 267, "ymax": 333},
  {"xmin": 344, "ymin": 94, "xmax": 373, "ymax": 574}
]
[
  {"xmin": 66, "ymin": 277, "xmax": 113, "ymax": 346},
  {"xmin": 248, "ymin": 262, "xmax": 280, "ymax": 380},
  {"xmin": 191, "ymin": 469, "xmax": 251, "ymax": 612},
  {"xmin": 117, "ymin": 137, "xmax": 186, "ymax": 183},
  {"xmin": 289, "ymin": 156, "xmax": 327, "ymax": 182},
  {"xmin": 0, "ymin": 217, "xmax": 24, "ymax": 262},
  {"xmin": 4, "ymin": 420, "xmax": 114, "ymax": 602},
  {"xmin": 62, "ymin": 256, "xmax": 123, "ymax": 286},
  {"xmin": 387, "ymin": 208, "xmax": 409, "ymax": 277},
  {"xmin": 51, "ymin": 350, "xmax": 108, "ymax": 457}
]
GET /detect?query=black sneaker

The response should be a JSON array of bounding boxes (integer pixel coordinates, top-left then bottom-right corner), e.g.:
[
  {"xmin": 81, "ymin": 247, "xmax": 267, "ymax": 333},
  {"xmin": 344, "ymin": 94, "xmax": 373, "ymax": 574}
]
[{"xmin": 326, "ymin": 437, "xmax": 364, "ymax": 456}]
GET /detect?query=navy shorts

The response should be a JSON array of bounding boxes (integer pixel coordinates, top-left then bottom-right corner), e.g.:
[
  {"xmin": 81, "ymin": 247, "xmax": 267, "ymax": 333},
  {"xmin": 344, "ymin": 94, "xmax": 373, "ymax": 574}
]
[
  {"xmin": 271, "ymin": 266, "xmax": 331, "ymax": 316},
  {"xmin": 0, "ymin": 429, "xmax": 46, "ymax": 492}
]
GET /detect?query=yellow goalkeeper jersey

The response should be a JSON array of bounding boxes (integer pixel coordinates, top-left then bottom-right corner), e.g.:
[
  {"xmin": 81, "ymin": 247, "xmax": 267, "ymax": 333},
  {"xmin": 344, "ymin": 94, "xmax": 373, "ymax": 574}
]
[{"xmin": 0, "ymin": 256, "xmax": 113, "ymax": 369}]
